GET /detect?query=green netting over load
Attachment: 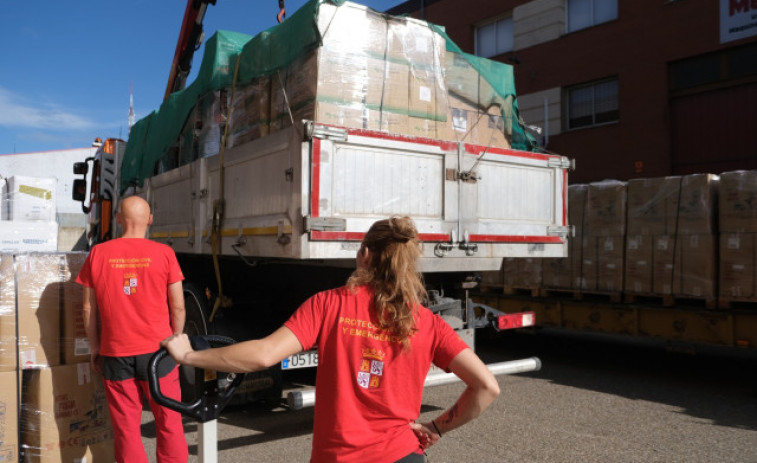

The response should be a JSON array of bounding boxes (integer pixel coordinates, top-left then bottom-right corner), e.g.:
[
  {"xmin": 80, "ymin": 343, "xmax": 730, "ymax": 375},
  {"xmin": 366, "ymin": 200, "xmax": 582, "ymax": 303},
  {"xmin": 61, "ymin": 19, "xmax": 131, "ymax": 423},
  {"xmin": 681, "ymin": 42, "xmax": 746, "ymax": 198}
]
[{"xmin": 121, "ymin": 0, "xmax": 537, "ymax": 191}]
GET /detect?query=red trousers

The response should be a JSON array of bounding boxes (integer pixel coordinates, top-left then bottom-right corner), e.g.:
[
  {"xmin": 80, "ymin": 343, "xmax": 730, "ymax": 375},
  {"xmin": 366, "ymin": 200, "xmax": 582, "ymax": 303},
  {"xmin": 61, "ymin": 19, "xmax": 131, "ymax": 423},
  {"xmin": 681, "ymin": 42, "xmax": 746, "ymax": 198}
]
[{"xmin": 104, "ymin": 362, "xmax": 188, "ymax": 463}]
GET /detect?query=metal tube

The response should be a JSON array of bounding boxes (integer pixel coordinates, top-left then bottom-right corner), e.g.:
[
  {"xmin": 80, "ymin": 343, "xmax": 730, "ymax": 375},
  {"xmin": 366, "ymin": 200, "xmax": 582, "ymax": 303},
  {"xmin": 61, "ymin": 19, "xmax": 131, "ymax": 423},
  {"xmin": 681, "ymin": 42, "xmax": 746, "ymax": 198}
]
[
  {"xmin": 287, "ymin": 389, "xmax": 316, "ymax": 410},
  {"xmin": 286, "ymin": 357, "xmax": 541, "ymax": 410},
  {"xmin": 424, "ymin": 357, "xmax": 541, "ymax": 388}
]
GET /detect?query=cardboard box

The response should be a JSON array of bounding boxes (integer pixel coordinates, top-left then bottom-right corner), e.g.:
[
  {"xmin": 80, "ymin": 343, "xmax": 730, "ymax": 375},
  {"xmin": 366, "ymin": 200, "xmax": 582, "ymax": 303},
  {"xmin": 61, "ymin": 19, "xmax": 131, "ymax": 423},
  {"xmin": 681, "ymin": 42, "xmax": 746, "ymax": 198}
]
[
  {"xmin": 652, "ymin": 235, "xmax": 677, "ymax": 296},
  {"xmin": 675, "ymin": 234, "xmax": 716, "ymax": 299},
  {"xmin": 626, "ymin": 176, "xmax": 681, "ymax": 236},
  {"xmin": 21, "ymin": 363, "xmax": 114, "ymax": 463},
  {"xmin": 61, "ymin": 254, "xmax": 89, "ymax": 365},
  {"xmin": 0, "ymin": 222, "xmax": 58, "ymax": 253},
  {"xmin": 0, "ymin": 256, "xmax": 17, "ymax": 372},
  {"xmin": 719, "ymin": 170, "xmax": 757, "ymax": 233},
  {"xmin": 581, "ymin": 235, "xmax": 624, "ymax": 292},
  {"xmin": 586, "ymin": 180, "xmax": 627, "ymax": 236},
  {"xmin": 596, "ymin": 235, "xmax": 624, "ymax": 292},
  {"xmin": 228, "ymin": 76, "xmax": 271, "ymax": 148},
  {"xmin": 624, "ymin": 235, "xmax": 653, "ymax": 294},
  {"xmin": 386, "ymin": 16, "xmax": 445, "ymax": 70},
  {"xmin": 581, "ymin": 235, "xmax": 598, "ymax": 291},
  {"xmin": 0, "ymin": 370, "xmax": 18, "ymax": 462},
  {"xmin": 444, "ymin": 97, "xmax": 478, "ymax": 143},
  {"xmin": 317, "ymin": 0, "xmax": 388, "ymax": 58},
  {"xmin": 719, "ymin": 233, "xmax": 755, "ymax": 298},
  {"xmin": 502, "ymin": 258, "xmax": 542, "ymax": 289},
  {"xmin": 366, "ymin": 57, "xmax": 409, "ymax": 116},
  {"xmin": 469, "ymin": 106, "xmax": 510, "ymax": 149},
  {"xmin": 16, "ymin": 254, "xmax": 61, "ymax": 369},
  {"xmin": 677, "ymin": 173, "xmax": 718, "ymax": 235},
  {"xmin": 270, "ymin": 51, "xmax": 318, "ymax": 132},
  {"xmin": 2, "ymin": 176, "xmax": 56, "ymax": 222},
  {"xmin": 541, "ymin": 256, "xmax": 572, "ymax": 289}
]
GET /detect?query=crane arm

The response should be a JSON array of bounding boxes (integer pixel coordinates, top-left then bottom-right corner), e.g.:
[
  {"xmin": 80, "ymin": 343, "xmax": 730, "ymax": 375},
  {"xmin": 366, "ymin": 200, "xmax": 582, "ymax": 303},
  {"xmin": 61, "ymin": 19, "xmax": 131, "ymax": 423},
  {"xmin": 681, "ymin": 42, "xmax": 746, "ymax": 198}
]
[
  {"xmin": 164, "ymin": 0, "xmax": 286, "ymax": 101},
  {"xmin": 164, "ymin": 0, "xmax": 217, "ymax": 101}
]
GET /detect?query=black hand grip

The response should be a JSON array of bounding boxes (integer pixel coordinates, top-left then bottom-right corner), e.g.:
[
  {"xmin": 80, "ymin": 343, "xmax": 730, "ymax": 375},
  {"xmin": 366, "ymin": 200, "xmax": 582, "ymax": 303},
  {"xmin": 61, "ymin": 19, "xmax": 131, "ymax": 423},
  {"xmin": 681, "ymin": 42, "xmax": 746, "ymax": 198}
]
[{"xmin": 148, "ymin": 335, "xmax": 245, "ymax": 422}]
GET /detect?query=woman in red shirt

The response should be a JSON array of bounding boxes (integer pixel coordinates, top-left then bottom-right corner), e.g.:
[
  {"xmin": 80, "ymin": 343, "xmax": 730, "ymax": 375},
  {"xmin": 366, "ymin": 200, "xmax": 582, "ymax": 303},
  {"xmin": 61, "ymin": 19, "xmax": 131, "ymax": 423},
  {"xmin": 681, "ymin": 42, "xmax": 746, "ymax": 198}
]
[{"xmin": 162, "ymin": 216, "xmax": 500, "ymax": 463}]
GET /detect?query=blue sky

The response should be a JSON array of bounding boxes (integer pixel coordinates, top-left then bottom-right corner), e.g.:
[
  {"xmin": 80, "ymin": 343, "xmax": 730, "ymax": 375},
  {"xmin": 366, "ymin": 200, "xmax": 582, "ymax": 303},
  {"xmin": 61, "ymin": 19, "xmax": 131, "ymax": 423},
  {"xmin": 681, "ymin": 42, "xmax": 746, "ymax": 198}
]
[{"xmin": 0, "ymin": 0, "xmax": 402, "ymax": 155}]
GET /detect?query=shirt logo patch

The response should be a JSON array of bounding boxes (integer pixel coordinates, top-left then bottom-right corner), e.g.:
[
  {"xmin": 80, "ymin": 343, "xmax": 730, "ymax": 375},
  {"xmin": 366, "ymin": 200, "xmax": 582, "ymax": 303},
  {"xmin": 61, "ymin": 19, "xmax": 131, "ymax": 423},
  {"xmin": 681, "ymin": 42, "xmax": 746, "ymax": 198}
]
[
  {"xmin": 357, "ymin": 348, "xmax": 385, "ymax": 389},
  {"xmin": 123, "ymin": 274, "xmax": 138, "ymax": 296}
]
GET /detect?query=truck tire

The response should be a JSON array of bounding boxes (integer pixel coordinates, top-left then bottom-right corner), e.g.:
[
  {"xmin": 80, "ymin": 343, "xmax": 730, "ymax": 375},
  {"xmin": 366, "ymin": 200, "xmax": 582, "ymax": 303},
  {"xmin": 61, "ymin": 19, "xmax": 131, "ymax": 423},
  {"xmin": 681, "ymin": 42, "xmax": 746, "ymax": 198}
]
[{"xmin": 179, "ymin": 283, "xmax": 209, "ymax": 402}]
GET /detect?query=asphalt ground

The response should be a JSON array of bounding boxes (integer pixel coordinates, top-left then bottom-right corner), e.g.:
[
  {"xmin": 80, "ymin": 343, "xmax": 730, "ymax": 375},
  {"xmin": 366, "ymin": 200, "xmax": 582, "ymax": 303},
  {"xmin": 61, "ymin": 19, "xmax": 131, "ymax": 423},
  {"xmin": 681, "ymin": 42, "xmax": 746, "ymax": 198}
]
[{"xmin": 141, "ymin": 329, "xmax": 757, "ymax": 462}]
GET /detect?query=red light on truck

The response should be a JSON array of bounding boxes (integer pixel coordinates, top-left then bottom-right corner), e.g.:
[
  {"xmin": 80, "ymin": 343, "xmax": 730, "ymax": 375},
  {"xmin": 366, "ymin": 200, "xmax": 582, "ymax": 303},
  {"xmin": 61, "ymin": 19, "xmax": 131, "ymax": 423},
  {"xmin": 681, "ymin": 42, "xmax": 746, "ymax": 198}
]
[{"xmin": 497, "ymin": 311, "xmax": 535, "ymax": 330}]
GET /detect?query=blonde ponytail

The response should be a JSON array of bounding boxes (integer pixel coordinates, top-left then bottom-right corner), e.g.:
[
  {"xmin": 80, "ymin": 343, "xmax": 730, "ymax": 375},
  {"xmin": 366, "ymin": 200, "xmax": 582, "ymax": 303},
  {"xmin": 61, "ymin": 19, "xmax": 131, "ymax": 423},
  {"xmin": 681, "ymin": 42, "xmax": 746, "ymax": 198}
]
[{"xmin": 347, "ymin": 217, "xmax": 425, "ymax": 349}]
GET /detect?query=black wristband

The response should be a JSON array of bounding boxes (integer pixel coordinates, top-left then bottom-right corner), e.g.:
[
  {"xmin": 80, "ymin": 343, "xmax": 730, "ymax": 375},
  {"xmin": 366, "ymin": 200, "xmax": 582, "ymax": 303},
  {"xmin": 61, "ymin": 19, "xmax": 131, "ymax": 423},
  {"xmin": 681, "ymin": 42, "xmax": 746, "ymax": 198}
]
[{"xmin": 431, "ymin": 419, "xmax": 442, "ymax": 437}]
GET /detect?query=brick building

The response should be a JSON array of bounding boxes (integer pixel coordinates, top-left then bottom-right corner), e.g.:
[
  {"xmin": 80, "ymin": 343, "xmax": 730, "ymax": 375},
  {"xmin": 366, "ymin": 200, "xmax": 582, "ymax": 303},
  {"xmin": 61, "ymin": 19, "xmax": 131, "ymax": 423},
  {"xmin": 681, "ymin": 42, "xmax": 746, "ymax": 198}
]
[{"xmin": 387, "ymin": 0, "xmax": 757, "ymax": 183}]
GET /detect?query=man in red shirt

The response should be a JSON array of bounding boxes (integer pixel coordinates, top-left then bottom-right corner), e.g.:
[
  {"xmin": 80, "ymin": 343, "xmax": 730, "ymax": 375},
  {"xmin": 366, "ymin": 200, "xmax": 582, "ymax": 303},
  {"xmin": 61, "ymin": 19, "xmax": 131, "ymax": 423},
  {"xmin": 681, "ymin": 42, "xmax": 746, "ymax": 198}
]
[{"xmin": 77, "ymin": 195, "xmax": 188, "ymax": 463}]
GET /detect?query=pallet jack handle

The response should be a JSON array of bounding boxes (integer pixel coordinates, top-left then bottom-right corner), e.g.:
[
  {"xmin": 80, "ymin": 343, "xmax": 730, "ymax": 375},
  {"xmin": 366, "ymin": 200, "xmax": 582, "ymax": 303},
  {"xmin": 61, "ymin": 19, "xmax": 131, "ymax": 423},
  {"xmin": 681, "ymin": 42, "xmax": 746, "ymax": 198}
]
[{"xmin": 148, "ymin": 335, "xmax": 244, "ymax": 423}]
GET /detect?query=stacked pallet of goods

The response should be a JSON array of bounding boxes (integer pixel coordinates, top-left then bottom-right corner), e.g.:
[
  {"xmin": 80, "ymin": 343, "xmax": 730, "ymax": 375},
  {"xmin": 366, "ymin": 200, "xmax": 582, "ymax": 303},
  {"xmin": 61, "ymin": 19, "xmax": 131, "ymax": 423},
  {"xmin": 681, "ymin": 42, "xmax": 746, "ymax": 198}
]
[
  {"xmin": 124, "ymin": 0, "xmax": 527, "ymax": 186},
  {"xmin": 718, "ymin": 170, "xmax": 757, "ymax": 308},
  {"xmin": 0, "ymin": 254, "xmax": 115, "ymax": 462},
  {"xmin": 484, "ymin": 170, "xmax": 757, "ymax": 311},
  {"xmin": 623, "ymin": 174, "xmax": 718, "ymax": 306}
]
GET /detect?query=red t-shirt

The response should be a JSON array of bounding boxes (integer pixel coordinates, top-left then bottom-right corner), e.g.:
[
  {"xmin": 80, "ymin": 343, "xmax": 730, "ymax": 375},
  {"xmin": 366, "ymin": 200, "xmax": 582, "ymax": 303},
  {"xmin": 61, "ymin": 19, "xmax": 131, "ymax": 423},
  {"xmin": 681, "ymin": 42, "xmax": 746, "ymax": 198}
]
[
  {"xmin": 76, "ymin": 238, "xmax": 184, "ymax": 357},
  {"xmin": 284, "ymin": 285, "xmax": 468, "ymax": 463}
]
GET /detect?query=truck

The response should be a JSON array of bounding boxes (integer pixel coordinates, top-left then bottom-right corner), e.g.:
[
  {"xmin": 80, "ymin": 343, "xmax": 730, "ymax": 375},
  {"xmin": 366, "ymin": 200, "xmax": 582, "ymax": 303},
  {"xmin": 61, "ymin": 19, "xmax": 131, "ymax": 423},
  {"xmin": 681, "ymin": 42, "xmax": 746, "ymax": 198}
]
[{"xmin": 73, "ymin": 0, "xmax": 572, "ymax": 403}]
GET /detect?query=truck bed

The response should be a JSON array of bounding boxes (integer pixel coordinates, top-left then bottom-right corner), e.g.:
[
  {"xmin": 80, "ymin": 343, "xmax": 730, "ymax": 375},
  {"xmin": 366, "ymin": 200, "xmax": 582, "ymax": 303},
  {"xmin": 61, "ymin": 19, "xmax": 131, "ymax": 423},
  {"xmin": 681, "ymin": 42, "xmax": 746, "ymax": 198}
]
[{"xmin": 141, "ymin": 122, "xmax": 571, "ymax": 272}]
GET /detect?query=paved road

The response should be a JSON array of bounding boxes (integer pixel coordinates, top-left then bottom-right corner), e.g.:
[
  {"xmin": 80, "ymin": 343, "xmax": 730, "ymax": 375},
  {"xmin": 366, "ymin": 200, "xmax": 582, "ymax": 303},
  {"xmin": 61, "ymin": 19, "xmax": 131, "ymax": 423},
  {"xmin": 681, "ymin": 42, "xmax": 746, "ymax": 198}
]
[{"xmin": 142, "ymin": 329, "xmax": 757, "ymax": 462}]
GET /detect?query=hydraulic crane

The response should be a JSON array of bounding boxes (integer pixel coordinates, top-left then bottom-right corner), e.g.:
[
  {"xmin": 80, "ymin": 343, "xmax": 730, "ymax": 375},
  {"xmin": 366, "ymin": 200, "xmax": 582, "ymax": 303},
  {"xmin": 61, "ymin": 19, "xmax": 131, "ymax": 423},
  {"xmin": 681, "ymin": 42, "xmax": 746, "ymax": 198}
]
[{"xmin": 164, "ymin": 0, "xmax": 286, "ymax": 100}]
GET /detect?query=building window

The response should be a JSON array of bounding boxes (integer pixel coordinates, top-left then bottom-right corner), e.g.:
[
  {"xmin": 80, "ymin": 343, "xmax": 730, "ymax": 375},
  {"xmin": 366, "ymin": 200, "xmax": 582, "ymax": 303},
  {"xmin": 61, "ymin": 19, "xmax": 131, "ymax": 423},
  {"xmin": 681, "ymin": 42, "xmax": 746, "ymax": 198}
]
[
  {"xmin": 669, "ymin": 42, "xmax": 757, "ymax": 95},
  {"xmin": 475, "ymin": 17, "xmax": 513, "ymax": 58},
  {"xmin": 566, "ymin": 78, "xmax": 619, "ymax": 129},
  {"xmin": 567, "ymin": 0, "xmax": 617, "ymax": 33}
]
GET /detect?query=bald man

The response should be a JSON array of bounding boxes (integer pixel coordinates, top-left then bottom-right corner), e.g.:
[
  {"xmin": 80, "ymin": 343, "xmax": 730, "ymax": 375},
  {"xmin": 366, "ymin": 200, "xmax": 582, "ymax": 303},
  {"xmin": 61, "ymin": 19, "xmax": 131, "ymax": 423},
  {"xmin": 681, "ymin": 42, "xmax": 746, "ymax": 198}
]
[{"xmin": 77, "ymin": 195, "xmax": 189, "ymax": 463}]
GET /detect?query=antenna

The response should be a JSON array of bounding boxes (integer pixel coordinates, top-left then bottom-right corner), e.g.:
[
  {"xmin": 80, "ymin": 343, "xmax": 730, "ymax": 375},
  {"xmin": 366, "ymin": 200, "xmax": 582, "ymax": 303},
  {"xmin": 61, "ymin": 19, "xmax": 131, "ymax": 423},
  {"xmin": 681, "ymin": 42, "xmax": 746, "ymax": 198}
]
[{"xmin": 128, "ymin": 82, "xmax": 136, "ymax": 133}]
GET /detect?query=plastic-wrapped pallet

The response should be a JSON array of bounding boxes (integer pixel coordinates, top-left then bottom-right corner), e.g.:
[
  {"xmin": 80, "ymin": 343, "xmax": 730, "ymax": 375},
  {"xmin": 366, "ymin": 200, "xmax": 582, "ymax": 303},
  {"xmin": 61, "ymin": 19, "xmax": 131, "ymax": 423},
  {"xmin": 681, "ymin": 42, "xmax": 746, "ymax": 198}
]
[
  {"xmin": 719, "ymin": 170, "xmax": 757, "ymax": 303},
  {"xmin": 583, "ymin": 180, "xmax": 626, "ymax": 293},
  {"xmin": 21, "ymin": 363, "xmax": 114, "ymax": 462}
]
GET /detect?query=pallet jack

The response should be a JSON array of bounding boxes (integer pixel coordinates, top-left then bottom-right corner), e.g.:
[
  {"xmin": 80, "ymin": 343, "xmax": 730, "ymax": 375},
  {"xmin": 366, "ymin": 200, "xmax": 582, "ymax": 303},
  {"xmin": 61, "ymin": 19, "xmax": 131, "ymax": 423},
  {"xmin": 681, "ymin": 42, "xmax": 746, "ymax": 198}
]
[{"xmin": 148, "ymin": 335, "xmax": 244, "ymax": 463}]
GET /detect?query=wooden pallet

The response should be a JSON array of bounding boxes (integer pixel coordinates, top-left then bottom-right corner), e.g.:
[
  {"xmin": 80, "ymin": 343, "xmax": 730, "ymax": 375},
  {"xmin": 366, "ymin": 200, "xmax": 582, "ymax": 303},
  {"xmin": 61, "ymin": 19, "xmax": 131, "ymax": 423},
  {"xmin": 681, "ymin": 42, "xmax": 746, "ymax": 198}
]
[
  {"xmin": 538, "ymin": 288, "xmax": 623, "ymax": 303},
  {"xmin": 502, "ymin": 286, "xmax": 541, "ymax": 297},
  {"xmin": 624, "ymin": 293, "xmax": 717, "ymax": 309},
  {"xmin": 717, "ymin": 297, "xmax": 757, "ymax": 310}
]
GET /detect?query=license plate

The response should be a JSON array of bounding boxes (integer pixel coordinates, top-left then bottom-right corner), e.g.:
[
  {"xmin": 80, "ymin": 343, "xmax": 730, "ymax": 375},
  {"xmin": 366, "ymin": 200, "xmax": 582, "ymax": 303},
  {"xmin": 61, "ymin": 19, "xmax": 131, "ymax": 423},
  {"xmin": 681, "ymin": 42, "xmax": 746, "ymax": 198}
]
[{"xmin": 282, "ymin": 350, "xmax": 318, "ymax": 370}]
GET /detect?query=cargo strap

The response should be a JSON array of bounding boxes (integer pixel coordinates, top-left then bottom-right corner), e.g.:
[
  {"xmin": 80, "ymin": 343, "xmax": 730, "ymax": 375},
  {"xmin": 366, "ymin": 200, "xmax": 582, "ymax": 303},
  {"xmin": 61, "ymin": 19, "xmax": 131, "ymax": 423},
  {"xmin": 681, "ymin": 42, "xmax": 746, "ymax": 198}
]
[{"xmin": 208, "ymin": 53, "xmax": 242, "ymax": 323}]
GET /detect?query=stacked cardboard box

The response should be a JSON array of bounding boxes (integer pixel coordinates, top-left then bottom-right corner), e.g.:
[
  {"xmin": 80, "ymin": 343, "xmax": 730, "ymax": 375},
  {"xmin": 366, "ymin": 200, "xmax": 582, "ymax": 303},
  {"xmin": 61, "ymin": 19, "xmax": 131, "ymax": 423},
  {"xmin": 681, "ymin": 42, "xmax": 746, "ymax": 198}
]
[
  {"xmin": 624, "ymin": 176, "xmax": 681, "ymax": 296},
  {"xmin": 673, "ymin": 174, "xmax": 718, "ymax": 300},
  {"xmin": 719, "ymin": 170, "xmax": 757, "ymax": 301},
  {"xmin": 21, "ymin": 363, "xmax": 114, "ymax": 463},
  {"xmin": 444, "ymin": 51, "xmax": 512, "ymax": 148},
  {"xmin": 12, "ymin": 254, "xmax": 62, "ymax": 370},
  {"xmin": 0, "ymin": 177, "xmax": 58, "ymax": 253},
  {"xmin": 0, "ymin": 370, "xmax": 18, "ymax": 463},
  {"xmin": 221, "ymin": 2, "xmax": 512, "ymax": 153},
  {"xmin": 502, "ymin": 257, "xmax": 542, "ymax": 291},
  {"xmin": 61, "ymin": 254, "xmax": 89, "ymax": 365},
  {"xmin": 582, "ymin": 180, "xmax": 626, "ymax": 293},
  {"xmin": 266, "ymin": 6, "xmax": 450, "ymax": 141},
  {"xmin": 542, "ymin": 184, "xmax": 588, "ymax": 290},
  {"xmin": 0, "ymin": 253, "xmax": 115, "ymax": 462}
]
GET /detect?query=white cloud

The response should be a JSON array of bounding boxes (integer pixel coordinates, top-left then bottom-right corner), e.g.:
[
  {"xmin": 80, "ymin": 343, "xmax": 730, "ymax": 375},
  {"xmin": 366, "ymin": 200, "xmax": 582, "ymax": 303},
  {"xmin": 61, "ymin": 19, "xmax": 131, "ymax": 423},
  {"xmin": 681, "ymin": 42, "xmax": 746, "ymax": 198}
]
[{"xmin": 0, "ymin": 87, "xmax": 96, "ymax": 131}]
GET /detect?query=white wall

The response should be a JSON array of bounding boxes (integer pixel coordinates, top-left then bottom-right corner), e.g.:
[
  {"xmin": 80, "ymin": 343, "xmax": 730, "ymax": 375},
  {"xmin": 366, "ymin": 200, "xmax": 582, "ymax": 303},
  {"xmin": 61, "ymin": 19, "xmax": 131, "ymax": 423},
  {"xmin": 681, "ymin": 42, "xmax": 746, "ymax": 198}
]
[{"xmin": 0, "ymin": 147, "xmax": 96, "ymax": 216}]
